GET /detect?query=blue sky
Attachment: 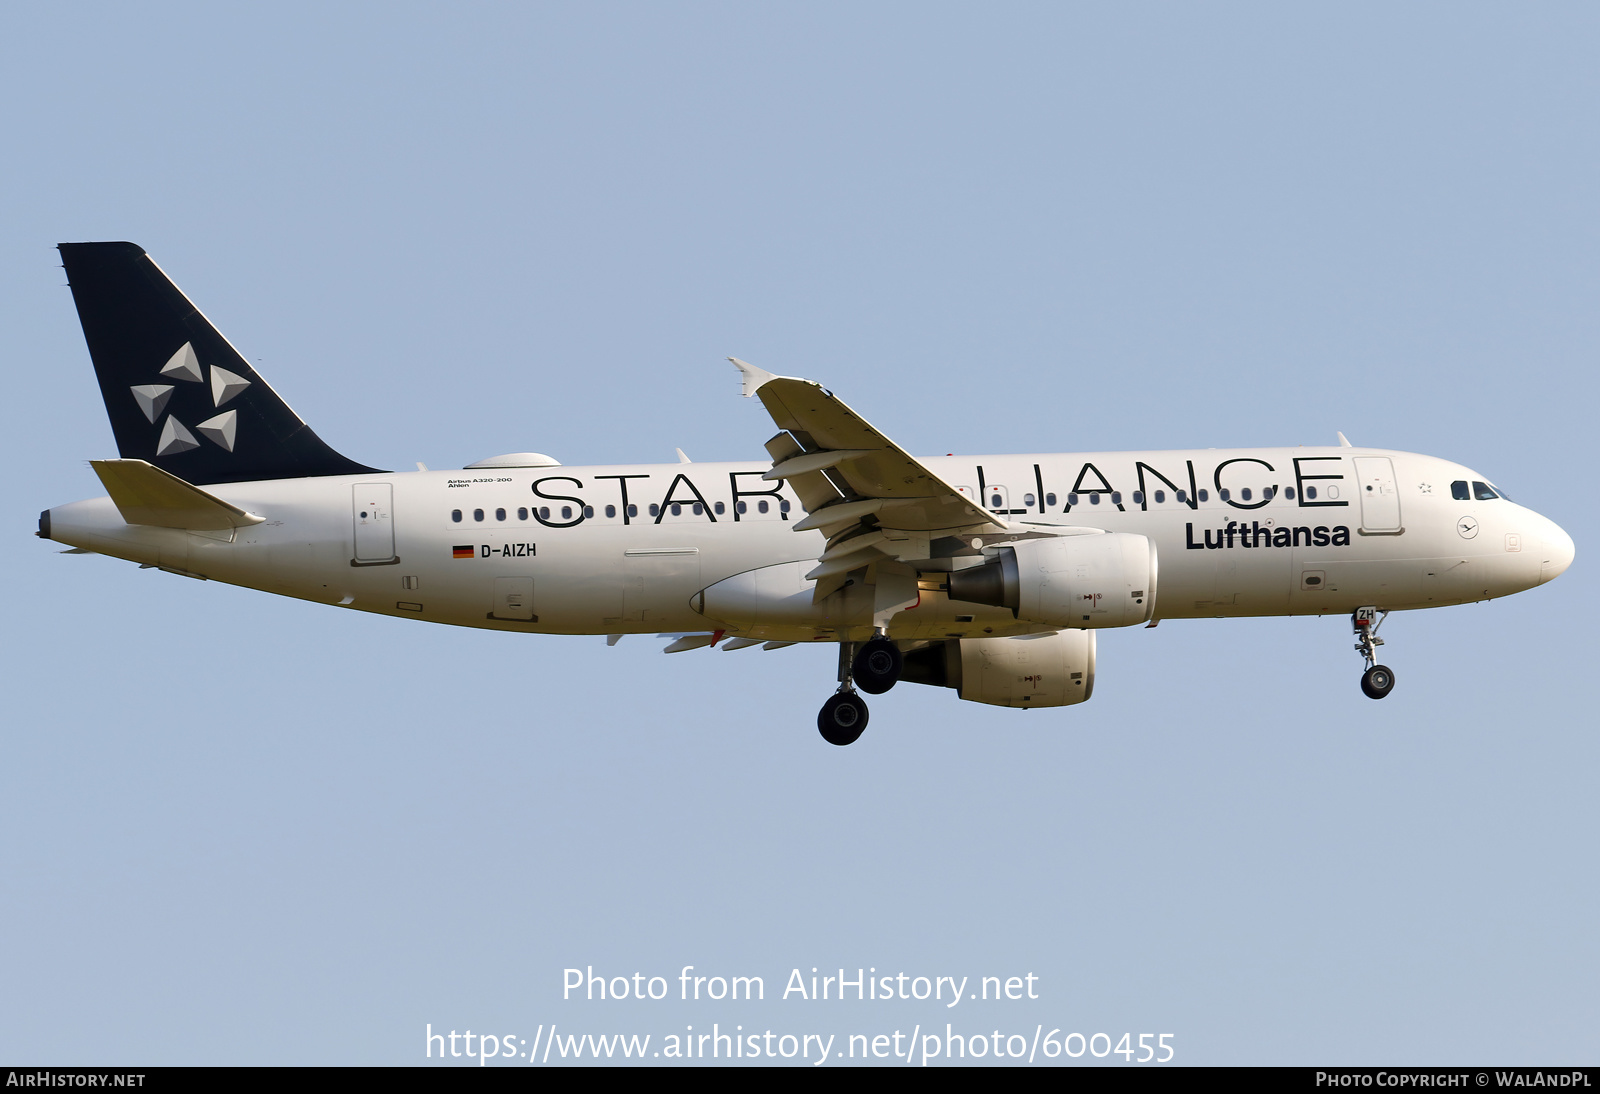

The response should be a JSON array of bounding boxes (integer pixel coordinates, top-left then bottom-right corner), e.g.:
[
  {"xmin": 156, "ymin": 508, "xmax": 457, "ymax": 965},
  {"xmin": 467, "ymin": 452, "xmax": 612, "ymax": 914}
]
[{"xmin": 2, "ymin": 2, "xmax": 1595, "ymax": 1065}]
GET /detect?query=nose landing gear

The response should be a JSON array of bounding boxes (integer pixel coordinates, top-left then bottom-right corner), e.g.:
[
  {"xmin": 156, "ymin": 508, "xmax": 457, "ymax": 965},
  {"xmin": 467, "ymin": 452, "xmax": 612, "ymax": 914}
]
[{"xmin": 1353, "ymin": 607, "xmax": 1396, "ymax": 699}]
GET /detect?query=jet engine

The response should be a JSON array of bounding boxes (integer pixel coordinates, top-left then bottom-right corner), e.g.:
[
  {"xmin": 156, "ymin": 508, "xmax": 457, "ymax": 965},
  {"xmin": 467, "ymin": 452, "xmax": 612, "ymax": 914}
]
[
  {"xmin": 900, "ymin": 630, "xmax": 1096, "ymax": 708},
  {"xmin": 946, "ymin": 532, "xmax": 1157, "ymax": 628}
]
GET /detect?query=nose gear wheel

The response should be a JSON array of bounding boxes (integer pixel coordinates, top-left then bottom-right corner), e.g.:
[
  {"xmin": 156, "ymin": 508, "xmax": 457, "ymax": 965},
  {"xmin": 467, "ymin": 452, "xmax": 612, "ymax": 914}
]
[{"xmin": 1361, "ymin": 665, "xmax": 1396, "ymax": 700}]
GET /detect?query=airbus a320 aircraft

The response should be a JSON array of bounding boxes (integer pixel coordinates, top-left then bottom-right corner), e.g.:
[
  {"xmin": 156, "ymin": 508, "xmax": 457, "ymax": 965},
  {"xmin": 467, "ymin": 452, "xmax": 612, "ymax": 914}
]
[{"xmin": 39, "ymin": 243, "xmax": 1576, "ymax": 744}]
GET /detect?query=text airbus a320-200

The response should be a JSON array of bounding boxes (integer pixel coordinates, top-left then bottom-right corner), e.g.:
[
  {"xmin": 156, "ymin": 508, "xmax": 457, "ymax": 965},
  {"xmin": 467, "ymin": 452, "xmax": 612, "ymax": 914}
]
[{"xmin": 39, "ymin": 243, "xmax": 1575, "ymax": 744}]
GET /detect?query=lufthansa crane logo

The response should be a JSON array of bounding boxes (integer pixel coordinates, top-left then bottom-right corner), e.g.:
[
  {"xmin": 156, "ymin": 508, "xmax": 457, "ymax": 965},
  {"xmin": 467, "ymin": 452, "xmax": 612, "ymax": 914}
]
[{"xmin": 1457, "ymin": 515, "xmax": 1479, "ymax": 539}]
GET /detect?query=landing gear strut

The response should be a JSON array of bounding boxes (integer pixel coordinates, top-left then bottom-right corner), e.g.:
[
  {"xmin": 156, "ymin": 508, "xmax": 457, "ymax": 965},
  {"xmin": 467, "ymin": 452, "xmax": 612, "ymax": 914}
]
[{"xmin": 1352, "ymin": 607, "xmax": 1396, "ymax": 700}]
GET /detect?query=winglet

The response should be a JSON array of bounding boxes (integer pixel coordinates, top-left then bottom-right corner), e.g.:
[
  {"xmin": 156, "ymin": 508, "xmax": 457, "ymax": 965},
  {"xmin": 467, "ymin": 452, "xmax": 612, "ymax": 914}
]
[
  {"xmin": 1336, "ymin": 431, "xmax": 1353, "ymax": 448},
  {"xmin": 729, "ymin": 357, "xmax": 778, "ymax": 397}
]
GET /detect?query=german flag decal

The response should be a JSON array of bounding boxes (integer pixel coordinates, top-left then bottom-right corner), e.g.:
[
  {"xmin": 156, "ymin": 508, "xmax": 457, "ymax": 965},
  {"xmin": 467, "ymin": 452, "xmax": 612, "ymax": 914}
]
[{"xmin": 452, "ymin": 545, "xmax": 474, "ymax": 559}]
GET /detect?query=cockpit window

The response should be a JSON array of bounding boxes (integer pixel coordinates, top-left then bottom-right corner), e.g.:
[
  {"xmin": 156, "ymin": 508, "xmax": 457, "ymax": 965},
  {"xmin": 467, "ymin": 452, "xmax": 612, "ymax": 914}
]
[
  {"xmin": 1473, "ymin": 481, "xmax": 1499, "ymax": 501},
  {"xmin": 1451, "ymin": 481, "xmax": 1470, "ymax": 501}
]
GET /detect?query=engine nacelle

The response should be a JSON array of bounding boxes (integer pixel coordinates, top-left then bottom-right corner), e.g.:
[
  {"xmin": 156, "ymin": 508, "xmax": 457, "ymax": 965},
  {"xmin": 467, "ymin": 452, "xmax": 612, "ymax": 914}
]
[
  {"xmin": 946, "ymin": 532, "xmax": 1157, "ymax": 628},
  {"xmin": 901, "ymin": 631, "xmax": 1096, "ymax": 708}
]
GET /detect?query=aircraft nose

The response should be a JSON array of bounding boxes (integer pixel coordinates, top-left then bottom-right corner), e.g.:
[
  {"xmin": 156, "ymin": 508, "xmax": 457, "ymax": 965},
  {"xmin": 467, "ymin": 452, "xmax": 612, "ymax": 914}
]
[{"xmin": 1537, "ymin": 517, "xmax": 1575, "ymax": 585}]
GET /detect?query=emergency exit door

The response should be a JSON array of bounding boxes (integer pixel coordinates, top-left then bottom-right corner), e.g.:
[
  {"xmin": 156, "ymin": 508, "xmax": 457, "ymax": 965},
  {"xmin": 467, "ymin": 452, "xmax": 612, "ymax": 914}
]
[
  {"xmin": 1353, "ymin": 457, "xmax": 1402, "ymax": 533},
  {"xmin": 353, "ymin": 484, "xmax": 396, "ymax": 562}
]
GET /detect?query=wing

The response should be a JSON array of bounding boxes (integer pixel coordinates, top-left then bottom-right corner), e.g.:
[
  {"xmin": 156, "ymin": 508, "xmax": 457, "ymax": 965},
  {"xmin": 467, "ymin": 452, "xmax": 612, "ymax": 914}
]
[{"xmin": 731, "ymin": 358, "xmax": 1009, "ymax": 597}]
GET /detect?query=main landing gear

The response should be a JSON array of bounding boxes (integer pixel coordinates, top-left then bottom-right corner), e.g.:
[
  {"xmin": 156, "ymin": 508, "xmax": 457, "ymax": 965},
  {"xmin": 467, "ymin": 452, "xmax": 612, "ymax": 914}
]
[
  {"xmin": 818, "ymin": 692, "xmax": 869, "ymax": 746},
  {"xmin": 852, "ymin": 635, "xmax": 903, "ymax": 695},
  {"xmin": 817, "ymin": 635, "xmax": 905, "ymax": 745},
  {"xmin": 1352, "ymin": 607, "xmax": 1396, "ymax": 700}
]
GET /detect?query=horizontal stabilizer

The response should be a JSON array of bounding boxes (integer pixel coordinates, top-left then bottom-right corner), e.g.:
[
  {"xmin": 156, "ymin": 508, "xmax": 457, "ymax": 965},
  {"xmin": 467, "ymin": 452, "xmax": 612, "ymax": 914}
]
[{"xmin": 91, "ymin": 459, "xmax": 264, "ymax": 530}]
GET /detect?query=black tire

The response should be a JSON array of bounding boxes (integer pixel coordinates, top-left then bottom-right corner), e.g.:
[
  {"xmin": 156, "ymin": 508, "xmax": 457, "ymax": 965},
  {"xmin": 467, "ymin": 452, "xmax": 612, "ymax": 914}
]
[
  {"xmin": 852, "ymin": 638, "xmax": 903, "ymax": 695},
  {"xmin": 818, "ymin": 693, "xmax": 869, "ymax": 746},
  {"xmin": 1361, "ymin": 664, "xmax": 1396, "ymax": 700}
]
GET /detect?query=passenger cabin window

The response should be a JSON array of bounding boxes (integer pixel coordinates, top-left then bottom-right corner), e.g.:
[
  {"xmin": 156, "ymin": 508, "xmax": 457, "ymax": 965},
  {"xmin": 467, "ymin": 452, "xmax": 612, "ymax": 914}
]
[
  {"xmin": 1023, "ymin": 493, "xmax": 1036, "ymax": 506},
  {"xmin": 1284, "ymin": 487, "xmax": 1295, "ymax": 500},
  {"xmin": 1473, "ymin": 481, "xmax": 1499, "ymax": 501},
  {"xmin": 605, "ymin": 505, "xmax": 617, "ymax": 518},
  {"xmin": 473, "ymin": 508, "xmax": 485, "ymax": 522},
  {"xmin": 1089, "ymin": 494, "xmax": 1101, "ymax": 505},
  {"xmin": 1111, "ymin": 492, "xmax": 1122, "ymax": 505},
  {"xmin": 736, "ymin": 501, "xmax": 748, "ymax": 514},
  {"xmin": 562, "ymin": 506, "xmax": 573, "ymax": 519},
  {"xmin": 649, "ymin": 504, "xmax": 660, "ymax": 517},
  {"xmin": 671, "ymin": 504, "xmax": 682, "ymax": 516},
  {"xmin": 451, "ymin": 509, "xmax": 462, "ymax": 523},
  {"xmin": 1305, "ymin": 487, "xmax": 1317, "ymax": 500},
  {"xmin": 780, "ymin": 500, "xmax": 790, "ymax": 513},
  {"xmin": 1067, "ymin": 493, "xmax": 1079, "ymax": 506},
  {"xmin": 539, "ymin": 507, "xmax": 550, "ymax": 519},
  {"xmin": 517, "ymin": 507, "xmax": 528, "ymax": 520},
  {"xmin": 1240, "ymin": 488, "xmax": 1252, "ymax": 502},
  {"xmin": 758, "ymin": 500, "xmax": 769, "ymax": 514},
  {"xmin": 1154, "ymin": 490, "xmax": 1165, "ymax": 504},
  {"xmin": 495, "ymin": 508, "xmax": 506, "ymax": 521},
  {"xmin": 1046, "ymin": 493, "xmax": 1057, "ymax": 506},
  {"xmin": 1197, "ymin": 489, "xmax": 1209, "ymax": 502},
  {"xmin": 1219, "ymin": 488, "xmax": 1231, "ymax": 502},
  {"xmin": 627, "ymin": 504, "xmax": 638, "ymax": 518},
  {"xmin": 1175, "ymin": 490, "xmax": 1187, "ymax": 504},
  {"xmin": 1132, "ymin": 491, "xmax": 1144, "ymax": 505},
  {"xmin": 583, "ymin": 506, "xmax": 594, "ymax": 518},
  {"xmin": 715, "ymin": 502, "xmax": 725, "ymax": 515}
]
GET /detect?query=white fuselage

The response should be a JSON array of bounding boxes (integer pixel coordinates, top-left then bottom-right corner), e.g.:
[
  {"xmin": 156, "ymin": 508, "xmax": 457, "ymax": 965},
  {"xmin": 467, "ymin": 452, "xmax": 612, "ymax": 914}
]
[{"xmin": 45, "ymin": 446, "xmax": 1574, "ymax": 642}]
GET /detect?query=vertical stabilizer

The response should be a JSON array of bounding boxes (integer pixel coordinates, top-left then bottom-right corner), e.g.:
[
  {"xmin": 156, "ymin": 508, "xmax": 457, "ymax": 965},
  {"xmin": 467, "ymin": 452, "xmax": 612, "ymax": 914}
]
[{"xmin": 58, "ymin": 242, "xmax": 383, "ymax": 485}]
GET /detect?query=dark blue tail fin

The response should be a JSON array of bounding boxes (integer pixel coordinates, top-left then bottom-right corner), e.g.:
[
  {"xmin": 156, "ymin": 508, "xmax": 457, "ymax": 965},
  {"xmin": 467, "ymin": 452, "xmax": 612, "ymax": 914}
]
[{"xmin": 59, "ymin": 242, "xmax": 383, "ymax": 485}]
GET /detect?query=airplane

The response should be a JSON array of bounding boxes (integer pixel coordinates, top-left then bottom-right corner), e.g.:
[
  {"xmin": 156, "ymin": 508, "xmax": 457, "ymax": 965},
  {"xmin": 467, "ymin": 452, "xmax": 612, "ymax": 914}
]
[{"xmin": 38, "ymin": 242, "xmax": 1576, "ymax": 745}]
